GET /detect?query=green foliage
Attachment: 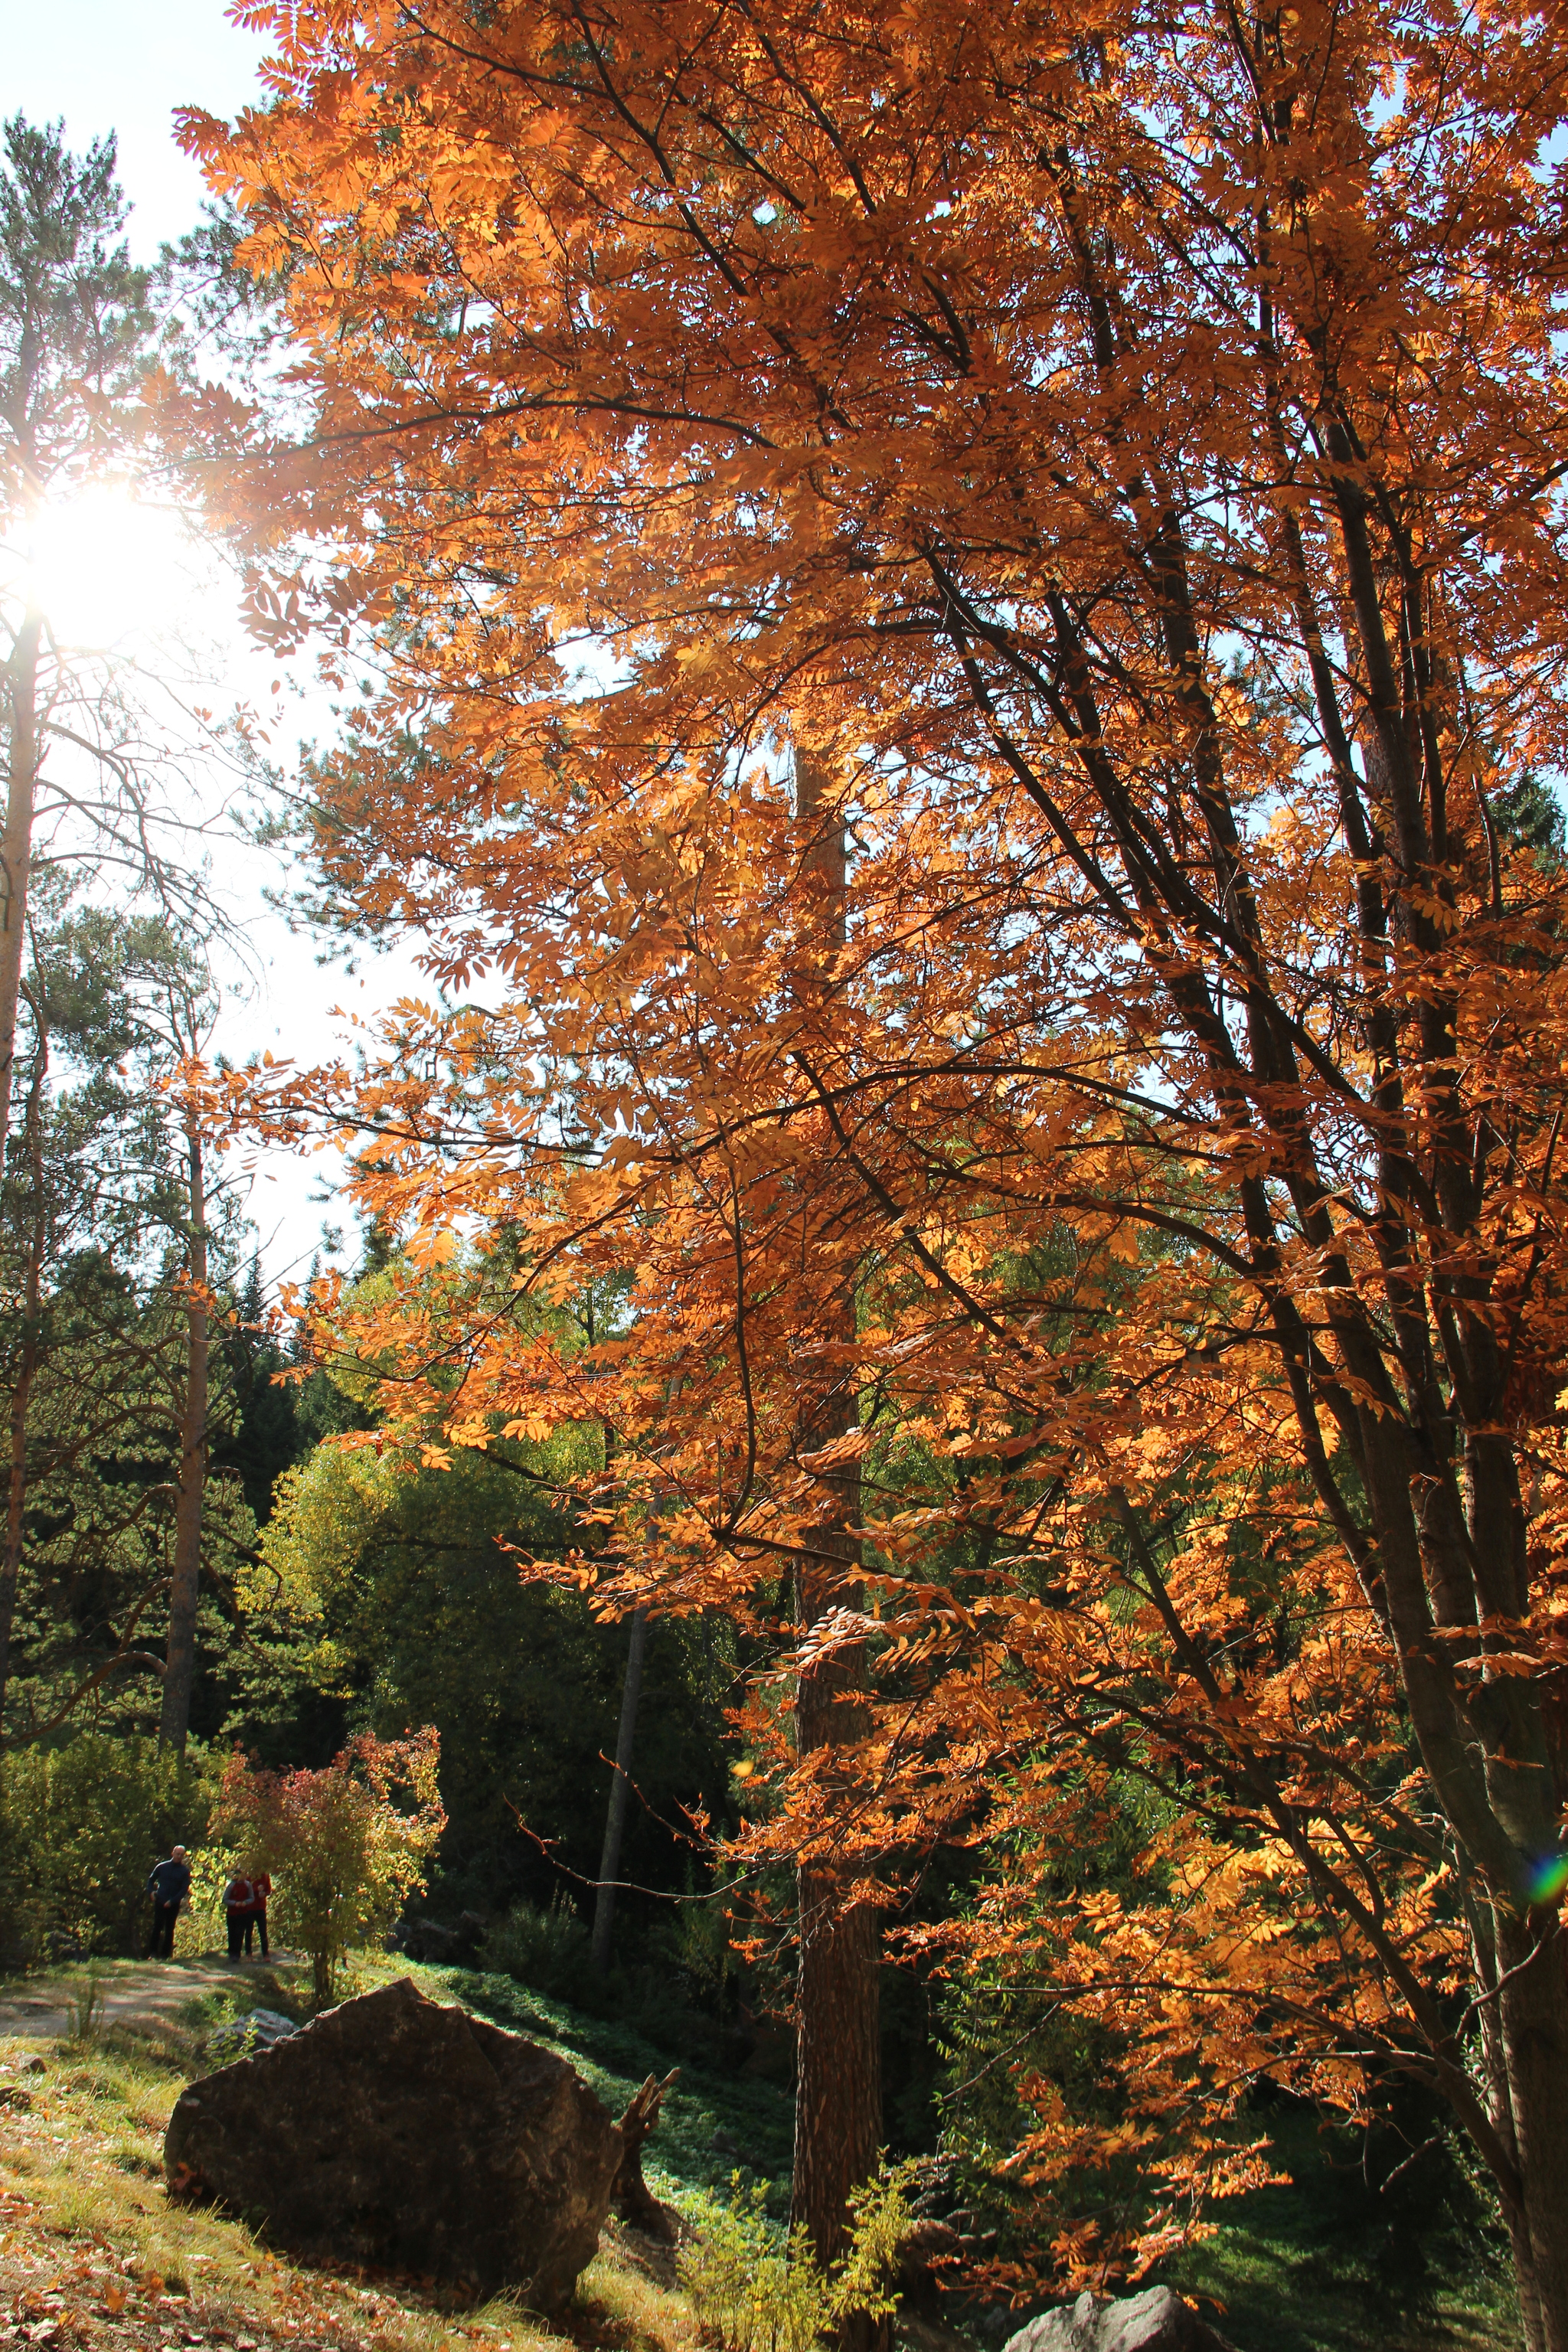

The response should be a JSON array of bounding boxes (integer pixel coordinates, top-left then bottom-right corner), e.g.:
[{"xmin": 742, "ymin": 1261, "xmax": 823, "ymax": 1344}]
[
  {"xmin": 0, "ymin": 113, "xmax": 152, "ymax": 465},
  {"xmin": 1491, "ymin": 769, "xmax": 1566, "ymax": 870},
  {"xmin": 0, "ymin": 900, "xmax": 259, "ymax": 1746},
  {"xmin": 0, "ymin": 1730, "xmax": 213, "ymax": 1960},
  {"xmin": 678, "ymin": 2164, "xmax": 916, "ymax": 2352},
  {"xmin": 211, "ymin": 1260, "xmax": 303, "ymax": 1528},
  {"xmin": 245, "ymin": 1414, "xmax": 731, "ymax": 1914},
  {"xmin": 481, "ymin": 1891, "xmax": 592, "ymax": 1999},
  {"xmin": 1166, "ymin": 2095, "xmax": 1514, "ymax": 2352}
]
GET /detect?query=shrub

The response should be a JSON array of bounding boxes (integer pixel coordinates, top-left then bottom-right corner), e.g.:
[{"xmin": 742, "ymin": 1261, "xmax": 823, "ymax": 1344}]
[
  {"xmin": 215, "ymin": 1728, "xmax": 445, "ymax": 2003},
  {"xmin": 481, "ymin": 1892, "xmax": 591, "ymax": 1998},
  {"xmin": 0, "ymin": 1733, "xmax": 214, "ymax": 1961},
  {"xmin": 679, "ymin": 2164, "xmax": 916, "ymax": 2352},
  {"xmin": 180, "ymin": 1843, "xmax": 242, "ymax": 1955}
]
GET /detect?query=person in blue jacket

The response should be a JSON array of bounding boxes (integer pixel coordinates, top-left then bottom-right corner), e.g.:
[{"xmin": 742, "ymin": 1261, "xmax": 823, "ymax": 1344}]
[{"xmin": 146, "ymin": 1846, "xmax": 191, "ymax": 1959}]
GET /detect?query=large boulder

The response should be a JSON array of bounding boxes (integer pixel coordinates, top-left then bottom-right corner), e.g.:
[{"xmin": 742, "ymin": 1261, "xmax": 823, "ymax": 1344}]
[
  {"xmin": 165, "ymin": 1977, "xmax": 622, "ymax": 2305},
  {"xmin": 1004, "ymin": 2288, "xmax": 1240, "ymax": 2352}
]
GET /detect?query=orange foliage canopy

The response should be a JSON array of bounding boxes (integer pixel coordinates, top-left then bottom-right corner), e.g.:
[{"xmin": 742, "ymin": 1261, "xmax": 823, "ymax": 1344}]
[{"xmin": 183, "ymin": 0, "xmax": 1568, "ymax": 2329}]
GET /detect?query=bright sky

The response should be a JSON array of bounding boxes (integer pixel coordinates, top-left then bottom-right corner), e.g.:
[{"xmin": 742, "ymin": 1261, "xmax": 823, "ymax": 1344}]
[
  {"xmin": 6, "ymin": 0, "xmax": 430, "ymax": 1291},
  {"xmin": 5, "ymin": 0, "xmax": 269, "ymax": 260}
]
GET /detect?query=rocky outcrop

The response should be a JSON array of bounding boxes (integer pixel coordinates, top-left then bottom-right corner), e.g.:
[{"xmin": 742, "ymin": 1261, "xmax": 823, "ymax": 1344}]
[
  {"xmin": 165, "ymin": 1976, "xmax": 622, "ymax": 2305},
  {"xmin": 1004, "ymin": 2288, "xmax": 1240, "ymax": 2352}
]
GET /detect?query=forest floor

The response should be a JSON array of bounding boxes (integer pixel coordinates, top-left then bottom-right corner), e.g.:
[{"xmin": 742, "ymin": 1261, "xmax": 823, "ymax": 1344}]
[{"xmin": 0, "ymin": 1952, "xmax": 1521, "ymax": 2352}]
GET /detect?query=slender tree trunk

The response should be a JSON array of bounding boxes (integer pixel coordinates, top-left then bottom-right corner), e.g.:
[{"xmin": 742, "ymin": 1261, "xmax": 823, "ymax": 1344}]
[
  {"xmin": 0, "ymin": 1027, "xmax": 47, "ymax": 1736},
  {"xmin": 159, "ymin": 1121, "xmax": 208, "ymax": 1751},
  {"xmin": 789, "ymin": 751, "xmax": 884, "ymax": 2306},
  {"xmin": 0, "ymin": 606, "xmax": 42, "ymax": 1180},
  {"xmin": 592, "ymin": 1602, "xmax": 649, "ymax": 1972}
]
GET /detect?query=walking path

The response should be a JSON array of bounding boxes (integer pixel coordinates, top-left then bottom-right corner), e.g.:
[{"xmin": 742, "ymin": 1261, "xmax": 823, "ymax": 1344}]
[{"xmin": 0, "ymin": 1955, "xmax": 299, "ymax": 2042}]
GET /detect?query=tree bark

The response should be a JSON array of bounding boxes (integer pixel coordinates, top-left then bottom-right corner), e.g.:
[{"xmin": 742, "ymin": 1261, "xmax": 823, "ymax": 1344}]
[
  {"xmin": 795, "ymin": 1632, "xmax": 882, "ymax": 2267},
  {"xmin": 612, "ymin": 2066, "xmax": 681, "ymax": 2236},
  {"xmin": 0, "ymin": 606, "xmax": 42, "ymax": 1181},
  {"xmin": 1494, "ymin": 1911, "xmax": 1568, "ymax": 2352},
  {"xmin": 591, "ymin": 1600, "xmax": 649, "ymax": 1972},
  {"xmin": 159, "ymin": 1118, "xmax": 208, "ymax": 1751},
  {"xmin": 789, "ymin": 750, "xmax": 884, "ymax": 2308},
  {"xmin": 0, "ymin": 1015, "xmax": 48, "ymax": 1736}
]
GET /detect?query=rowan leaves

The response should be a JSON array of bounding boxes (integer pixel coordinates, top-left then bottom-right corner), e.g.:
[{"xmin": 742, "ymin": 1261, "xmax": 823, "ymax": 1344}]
[{"xmin": 177, "ymin": 0, "xmax": 1568, "ymax": 2303}]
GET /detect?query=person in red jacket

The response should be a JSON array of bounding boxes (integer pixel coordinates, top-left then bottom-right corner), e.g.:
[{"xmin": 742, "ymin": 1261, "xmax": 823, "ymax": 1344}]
[
  {"xmin": 224, "ymin": 1870, "xmax": 254, "ymax": 1961},
  {"xmin": 244, "ymin": 1869, "xmax": 272, "ymax": 1958}
]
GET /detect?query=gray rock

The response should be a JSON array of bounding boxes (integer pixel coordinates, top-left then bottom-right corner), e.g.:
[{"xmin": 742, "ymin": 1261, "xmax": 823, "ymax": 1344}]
[
  {"xmin": 165, "ymin": 1975, "xmax": 622, "ymax": 2305},
  {"xmin": 206, "ymin": 2007, "xmax": 298, "ymax": 2063},
  {"xmin": 1004, "ymin": 2287, "xmax": 1238, "ymax": 2352}
]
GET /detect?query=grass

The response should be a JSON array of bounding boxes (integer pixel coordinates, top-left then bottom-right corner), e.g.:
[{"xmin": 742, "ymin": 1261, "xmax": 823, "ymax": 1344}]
[
  {"xmin": 1158, "ymin": 2104, "xmax": 1518, "ymax": 2352},
  {"xmin": 0, "ymin": 1952, "xmax": 1524, "ymax": 2352},
  {"xmin": 0, "ymin": 1968, "xmax": 701, "ymax": 2352}
]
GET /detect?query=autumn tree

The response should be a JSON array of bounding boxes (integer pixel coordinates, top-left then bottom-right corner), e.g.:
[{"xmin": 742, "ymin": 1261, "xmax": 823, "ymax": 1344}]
[
  {"xmin": 188, "ymin": 4, "xmax": 1568, "ymax": 2341},
  {"xmin": 216, "ymin": 1728, "xmax": 445, "ymax": 2003}
]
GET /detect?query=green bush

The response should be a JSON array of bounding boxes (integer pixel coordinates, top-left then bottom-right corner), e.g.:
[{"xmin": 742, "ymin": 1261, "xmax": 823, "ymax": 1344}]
[
  {"xmin": 480, "ymin": 1892, "xmax": 593, "ymax": 1998},
  {"xmin": 0, "ymin": 1732, "xmax": 214, "ymax": 1962},
  {"xmin": 678, "ymin": 2164, "xmax": 916, "ymax": 2352}
]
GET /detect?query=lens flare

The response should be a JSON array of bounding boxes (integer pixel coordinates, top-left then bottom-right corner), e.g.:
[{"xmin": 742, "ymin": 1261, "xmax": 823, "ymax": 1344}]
[{"xmin": 1527, "ymin": 1852, "xmax": 1568, "ymax": 1906}]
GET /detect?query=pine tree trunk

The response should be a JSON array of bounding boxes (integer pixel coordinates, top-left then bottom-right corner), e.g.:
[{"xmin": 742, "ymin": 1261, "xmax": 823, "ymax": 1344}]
[
  {"xmin": 0, "ymin": 1030, "xmax": 47, "ymax": 1736},
  {"xmin": 789, "ymin": 750, "xmax": 884, "ymax": 2312},
  {"xmin": 0, "ymin": 607, "xmax": 41, "ymax": 1181},
  {"xmin": 794, "ymin": 1638, "xmax": 881, "ymax": 2265},
  {"xmin": 591, "ymin": 1602, "xmax": 648, "ymax": 1972},
  {"xmin": 160, "ymin": 1121, "xmax": 208, "ymax": 1751}
]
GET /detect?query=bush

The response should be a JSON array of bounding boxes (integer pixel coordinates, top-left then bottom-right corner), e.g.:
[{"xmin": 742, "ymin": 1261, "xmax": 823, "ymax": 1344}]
[
  {"xmin": 216, "ymin": 1728, "xmax": 445, "ymax": 2003},
  {"xmin": 0, "ymin": 1732, "xmax": 214, "ymax": 1962},
  {"xmin": 679, "ymin": 2164, "xmax": 916, "ymax": 2352},
  {"xmin": 481, "ymin": 1892, "xmax": 591, "ymax": 1998}
]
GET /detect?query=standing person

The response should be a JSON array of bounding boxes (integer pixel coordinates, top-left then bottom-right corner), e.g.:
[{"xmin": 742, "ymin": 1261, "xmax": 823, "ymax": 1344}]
[
  {"xmin": 223, "ymin": 1867, "xmax": 254, "ymax": 1962},
  {"xmin": 243, "ymin": 1867, "xmax": 271, "ymax": 1958},
  {"xmin": 145, "ymin": 1846, "xmax": 191, "ymax": 1959}
]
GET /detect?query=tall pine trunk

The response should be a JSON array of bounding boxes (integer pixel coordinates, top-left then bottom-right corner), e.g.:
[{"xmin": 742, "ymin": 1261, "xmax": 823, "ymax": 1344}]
[
  {"xmin": 794, "ymin": 1579, "xmax": 881, "ymax": 2269},
  {"xmin": 159, "ymin": 1119, "xmax": 208, "ymax": 1751},
  {"xmin": 790, "ymin": 752, "xmax": 883, "ymax": 2298},
  {"xmin": 0, "ymin": 606, "xmax": 41, "ymax": 1180},
  {"xmin": 0, "ymin": 1021, "xmax": 47, "ymax": 1735},
  {"xmin": 592, "ymin": 1602, "xmax": 649, "ymax": 1973}
]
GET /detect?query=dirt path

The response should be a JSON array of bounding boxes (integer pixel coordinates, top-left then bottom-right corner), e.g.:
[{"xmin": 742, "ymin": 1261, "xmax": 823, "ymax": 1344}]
[{"xmin": 0, "ymin": 1956, "xmax": 298, "ymax": 2041}]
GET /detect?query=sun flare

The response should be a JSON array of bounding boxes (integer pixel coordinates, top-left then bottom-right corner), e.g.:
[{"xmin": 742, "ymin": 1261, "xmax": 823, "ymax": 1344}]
[{"xmin": 22, "ymin": 483, "xmax": 214, "ymax": 653}]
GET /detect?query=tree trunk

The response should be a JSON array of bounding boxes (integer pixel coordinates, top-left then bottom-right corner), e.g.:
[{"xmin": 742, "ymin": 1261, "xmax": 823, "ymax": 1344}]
[
  {"xmin": 0, "ymin": 606, "xmax": 41, "ymax": 1180},
  {"xmin": 591, "ymin": 1601, "xmax": 649, "ymax": 1972},
  {"xmin": 1494, "ymin": 1910, "xmax": 1568, "ymax": 2352},
  {"xmin": 159, "ymin": 1120, "xmax": 208, "ymax": 1751},
  {"xmin": 795, "ymin": 1638, "xmax": 882, "ymax": 2267},
  {"xmin": 0, "ymin": 1021, "xmax": 48, "ymax": 1736},
  {"xmin": 789, "ymin": 749, "xmax": 884, "ymax": 2305},
  {"xmin": 612, "ymin": 2066, "xmax": 681, "ymax": 2236}
]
